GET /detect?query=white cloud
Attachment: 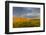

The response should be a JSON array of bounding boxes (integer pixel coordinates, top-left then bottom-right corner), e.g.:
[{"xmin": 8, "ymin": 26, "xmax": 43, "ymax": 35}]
[{"xmin": 20, "ymin": 13, "xmax": 40, "ymax": 17}]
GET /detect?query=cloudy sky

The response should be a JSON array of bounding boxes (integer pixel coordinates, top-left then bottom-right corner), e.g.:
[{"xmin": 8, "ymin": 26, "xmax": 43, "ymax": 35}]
[{"xmin": 13, "ymin": 7, "xmax": 40, "ymax": 18}]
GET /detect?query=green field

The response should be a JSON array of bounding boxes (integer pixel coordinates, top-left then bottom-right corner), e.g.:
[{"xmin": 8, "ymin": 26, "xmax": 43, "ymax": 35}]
[{"xmin": 13, "ymin": 19, "xmax": 40, "ymax": 28}]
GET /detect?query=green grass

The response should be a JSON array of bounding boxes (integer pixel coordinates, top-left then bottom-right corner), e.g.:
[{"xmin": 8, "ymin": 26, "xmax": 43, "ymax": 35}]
[{"xmin": 13, "ymin": 19, "xmax": 40, "ymax": 28}]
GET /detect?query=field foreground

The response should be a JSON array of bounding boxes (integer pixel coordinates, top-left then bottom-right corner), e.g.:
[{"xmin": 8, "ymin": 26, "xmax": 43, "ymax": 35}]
[{"xmin": 13, "ymin": 17, "xmax": 40, "ymax": 28}]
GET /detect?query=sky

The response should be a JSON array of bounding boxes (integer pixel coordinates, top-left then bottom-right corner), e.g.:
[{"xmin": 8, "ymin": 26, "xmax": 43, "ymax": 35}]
[{"xmin": 13, "ymin": 7, "xmax": 40, "ymax": 18}]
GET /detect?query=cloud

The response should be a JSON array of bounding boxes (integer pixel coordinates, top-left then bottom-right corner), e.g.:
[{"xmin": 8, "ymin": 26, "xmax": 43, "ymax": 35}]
[
  {"xmin": 20, "ymin": 13, "xmax": 40, "ymax": 18},
  {"xmin": 13, "ymin": 7, "xmax": 40, "ymax": 18}
]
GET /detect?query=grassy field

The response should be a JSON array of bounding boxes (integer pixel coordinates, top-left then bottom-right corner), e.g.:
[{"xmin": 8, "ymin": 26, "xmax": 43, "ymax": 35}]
[{"xmin": 13, "ymin": 17, "xmax": 40, "ymax": 28}]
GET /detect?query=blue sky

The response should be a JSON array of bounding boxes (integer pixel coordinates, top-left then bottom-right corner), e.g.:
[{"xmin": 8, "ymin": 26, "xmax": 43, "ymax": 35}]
[{"xmin": 13, "ymin": 7, "xmax": 40, "ymax": 18}]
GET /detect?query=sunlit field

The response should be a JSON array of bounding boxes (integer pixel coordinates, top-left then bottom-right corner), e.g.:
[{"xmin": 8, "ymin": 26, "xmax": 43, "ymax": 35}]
[
  {"xmin": 13, "ymin": 16, "xmax": 40, "ymax": 28},
  {"xmin": 13, "ymin": 7, "xmax": 40, "ymax": 28}
]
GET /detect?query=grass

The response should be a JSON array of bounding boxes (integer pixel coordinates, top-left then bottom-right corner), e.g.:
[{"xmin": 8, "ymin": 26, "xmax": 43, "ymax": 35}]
[{"xmin": 13, "ymin": 19, "xmax": 40, "ymax": 28}]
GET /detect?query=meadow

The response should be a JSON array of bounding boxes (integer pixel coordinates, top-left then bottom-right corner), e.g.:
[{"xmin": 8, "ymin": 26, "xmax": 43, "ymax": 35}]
[{"xmin": 13, "ymin": 16, "xmax": 40, "ymax": 28}]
